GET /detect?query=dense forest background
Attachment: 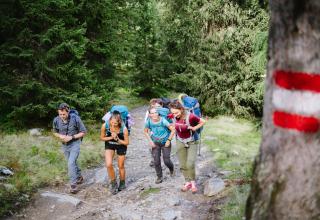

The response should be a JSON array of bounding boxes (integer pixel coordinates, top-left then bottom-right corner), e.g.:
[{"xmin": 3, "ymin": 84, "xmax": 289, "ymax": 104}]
[{"xmin": 0, "ymin": 0, "xmax": 268, "ymax": 130}]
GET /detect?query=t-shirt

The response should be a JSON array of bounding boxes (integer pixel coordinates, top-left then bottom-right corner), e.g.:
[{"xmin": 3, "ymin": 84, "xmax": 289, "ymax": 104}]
[
  {"xmin": 53, "ymin": 115, "xmax": 86, "ymax": 136},
  {"xmin": 145, "ymin": 117, "xmax": 171, "ymax": 144},
  {"xmin": 174, "ymin": 113, "xmax": 200, "ymax": 140}
]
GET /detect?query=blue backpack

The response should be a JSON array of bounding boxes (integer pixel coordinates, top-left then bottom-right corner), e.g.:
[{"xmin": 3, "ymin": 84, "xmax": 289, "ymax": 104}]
[
  {"xmin": 110, "ymin": 105, "xmax": 129, "ymax": 122},
  {"xmin": 156, "ymin": 107, "xmax": 173, "ymax": 123},
  {"xmin": 69, "ymin": 109, "xmax": 80, "ymax": 117},
  {"xmin": 181, "ymin": 96, "xmax": 201, "ymax": 118},
  {"xmin": 107, "ymin": 105, "xmax": 131, "ymax": 134},
  {"xmin": 68, "ymin": 109, "xmax": 83, "ymax": 140},
  {"xmin": 181, "ymin": 96, "xmax": 203, "ymax": 134}
]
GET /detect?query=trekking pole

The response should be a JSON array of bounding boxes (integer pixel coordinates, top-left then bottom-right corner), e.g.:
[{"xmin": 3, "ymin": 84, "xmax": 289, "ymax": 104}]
[{"xmin": 198, "ymin": 133, "xmax": 201, "ymax": 156}]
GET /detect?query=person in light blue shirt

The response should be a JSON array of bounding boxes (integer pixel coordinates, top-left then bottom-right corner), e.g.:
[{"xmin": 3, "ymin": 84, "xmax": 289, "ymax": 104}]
[{"xmin": 144, "ymin": 107, "xmax": 175, "ymax": 184}]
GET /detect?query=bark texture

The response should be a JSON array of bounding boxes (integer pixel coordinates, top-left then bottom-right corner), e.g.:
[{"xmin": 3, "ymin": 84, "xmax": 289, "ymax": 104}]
[{"xmin": 246, "ymin": 1, "xmax": 320, "ymax": 219}]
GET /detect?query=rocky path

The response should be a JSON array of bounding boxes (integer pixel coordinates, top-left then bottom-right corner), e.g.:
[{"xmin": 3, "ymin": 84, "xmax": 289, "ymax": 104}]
[{"xmin": 8, "ymin": 106, "xmax": 220, "ymax": 220}]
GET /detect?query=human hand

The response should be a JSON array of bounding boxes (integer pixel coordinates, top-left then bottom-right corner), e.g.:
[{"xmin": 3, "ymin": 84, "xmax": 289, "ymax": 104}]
[
  {"xmin": 150, "ymin": 141, "xmax": 156, "ymax": 148},
  {"xmin": 165, "ymin": 140, "xmax": 170, "ymax": 147},
  {"xmin": 63, "ymin": 135, "xmax": 73, "ymax": 143},
  {"xmin": 59, "ymin": 134, "xmax": 66, "ymax": 141},
  {"xmin": 111, "ymin": 132, "xmax": 118, "ymax": 139},
  {"xmin": 188, "ymin": 126, "xmax": 197, "ymax": 131}
]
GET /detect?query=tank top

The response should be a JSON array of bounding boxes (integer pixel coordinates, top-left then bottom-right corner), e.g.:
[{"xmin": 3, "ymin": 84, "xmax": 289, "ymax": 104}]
[{"xmin": 105, "ymin": 124, "xmax": 127, "ymax": 148}]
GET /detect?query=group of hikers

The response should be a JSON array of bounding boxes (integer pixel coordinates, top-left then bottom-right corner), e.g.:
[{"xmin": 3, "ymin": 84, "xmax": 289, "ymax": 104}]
[{"xmin": 53, "ymin": 94, "xmax": 206, "ymax": 195}]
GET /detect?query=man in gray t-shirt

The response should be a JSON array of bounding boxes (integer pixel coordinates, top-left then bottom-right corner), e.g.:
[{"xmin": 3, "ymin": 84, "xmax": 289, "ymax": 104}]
[{"xmin": 53, "ymin": 103, "xmax": 86, "ymax": 194}]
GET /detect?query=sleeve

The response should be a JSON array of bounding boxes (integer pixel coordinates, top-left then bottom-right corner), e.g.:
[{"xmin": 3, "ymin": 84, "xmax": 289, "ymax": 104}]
[
  {"xmin": 144, "ymin": 118, "xmax": 150, "ymax": 129},
  {"xmin": 76, "ymin": 117, "xmax": 87, "ymax": 133},
  {"xmin": 162, "ymin": 118, "xmax": 170, "ymax": 127},
  {"xmin": 190, "ymin": 113, "xmax": 200, "ymax": 126},
  {"xmin": 52, "ymin": 117, "xmax": 59, "ymax": 133}
]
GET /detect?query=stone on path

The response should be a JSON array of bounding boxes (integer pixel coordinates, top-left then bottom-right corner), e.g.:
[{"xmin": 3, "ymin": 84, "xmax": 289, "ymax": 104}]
[
  {"xmin": 29, "ymin": 128, "xmax": 42, "ymax": 136},
  {"xmin": 219, "ymin": 170, "xmax": 233, "ymax": 177},
  {"xmin": 203, "ymin": 177, "xmax": 225, "ymax": 197},
  {"xmin": 40, "ymin": 191, "xmax": 82, "ymax": 207}
]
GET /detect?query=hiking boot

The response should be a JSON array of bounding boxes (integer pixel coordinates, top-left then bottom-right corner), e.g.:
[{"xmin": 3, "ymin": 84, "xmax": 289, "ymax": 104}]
[
  {"xmin": 76, "ymin": 175, "xmax": 84, "ymax": 185},
  {"xmin": 181, "ymin": 182, "xmax": 192, "ymax": 192},
  {"xmin": 170, "ymin": 169, "xmax": 175, "ymax": 177},
  {"xmin": 118, "ymin": 180, "xmax": 126, "ymax": 191},
  {"xmin": 155, "ymin": 177, "xmax": 163, "ymax": 184},
  {"xmin": 191, "ymin": 181, "xmax": 198, "ymax": 194},
  {"xmin": 149, "ymin": 160, "xmax": 154, "ymax": 167},
  {"xmin": 109, "ymin": 181, "xmax": 118, "ymax": 195},
  {"xmin": 69, "ymin": 184, "xmax": 79, "ymax": 194}
]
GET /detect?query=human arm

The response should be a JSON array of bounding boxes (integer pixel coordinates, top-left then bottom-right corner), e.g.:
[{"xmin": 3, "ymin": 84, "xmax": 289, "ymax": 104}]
[
  {"xmin": 100, "ymin": 123, "xmax": 114, "ymax": 141},
  {"xmin": 144, "ymin": 127, "xmax": 156, "ymax": 148},
  {"xmin": 165, "ymin": 124, "xmax": 175, "ymax": 147},
  {"xmin": 53, "ymin": 132, "xmax": 66, "ymax": 142},
  {"xmin": 63, "ymin": 117, "xmax": 87, "ymax": 142},
  {"xmin": 52, "ymin": 118, "xmax": 66, "ymax": 142},
  {"xmin": 188, "ymin": 115, "xmax": 206, "ymax": 132},
  {"xmin": 116, "ymin": 127, "xmax": 129, "ymax": 146}
]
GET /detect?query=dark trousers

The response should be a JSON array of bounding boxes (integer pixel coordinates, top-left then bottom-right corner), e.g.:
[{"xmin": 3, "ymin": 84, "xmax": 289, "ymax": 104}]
[{"xmin": 152, "ymin": 142, "xmax": 174, "ymax": 178}]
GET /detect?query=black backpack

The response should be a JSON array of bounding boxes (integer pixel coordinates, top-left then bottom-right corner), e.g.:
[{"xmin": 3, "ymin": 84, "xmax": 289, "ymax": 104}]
[{"xmin": 160, "ymin": 97, "xmax": 172, "ymax": 109}]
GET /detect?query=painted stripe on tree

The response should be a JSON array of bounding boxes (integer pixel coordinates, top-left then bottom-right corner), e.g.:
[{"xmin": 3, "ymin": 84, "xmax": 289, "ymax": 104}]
[
  {"xmin": 274, "ymin": 70, "xmax": 320, "ymax": 93},
  {"xmin": 273, "ymin": 111, "xmax": 319, "ymax": 133},
  {"xmin": 272, "ymin": 70, "xmax": 320, "ymax": 133},
  {"xmin": 272, "ymin": 88, "xmax": 320, "ymax": 115}
]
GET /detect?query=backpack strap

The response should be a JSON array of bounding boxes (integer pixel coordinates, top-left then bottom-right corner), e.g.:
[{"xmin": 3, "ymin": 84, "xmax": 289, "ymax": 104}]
[
  {"xmin": 106, "ymin": 122, "xmax": 125, "ymax": 134},
  {"xmin": 120, "ymin": 124, "xmax": 125, "ymax": 134},
  {"xmin": 105, "ymin": 122, "xmax": 110, "ymax": 133},
  {"xmin": 185, "ymin": 112, "xmax": 193, "ymax": 138}
]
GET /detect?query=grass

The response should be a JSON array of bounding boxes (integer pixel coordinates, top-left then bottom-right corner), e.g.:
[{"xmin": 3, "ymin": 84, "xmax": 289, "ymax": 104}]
[
  {"xmin": 0, "ymin": 131, "xmax": 104, "ymax": 216},
  {"xmin": 202, "ymin": 116, "xmax": 261, "ymax": 220},
  {"xmin": 140, "ymin": 187, "xmax": 161, "ymax": 198}
]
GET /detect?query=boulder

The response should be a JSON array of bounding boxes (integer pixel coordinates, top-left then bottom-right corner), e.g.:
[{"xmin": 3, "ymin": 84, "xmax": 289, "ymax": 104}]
[{"xmin": 203, "ymin": 177, "xmax": 225, "ymax": 197}]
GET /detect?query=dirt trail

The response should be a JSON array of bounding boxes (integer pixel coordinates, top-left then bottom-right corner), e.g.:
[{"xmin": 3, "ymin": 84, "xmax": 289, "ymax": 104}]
[{"xmin": 8, "ymin": 106, "xmax": 219, "ymax": 220}]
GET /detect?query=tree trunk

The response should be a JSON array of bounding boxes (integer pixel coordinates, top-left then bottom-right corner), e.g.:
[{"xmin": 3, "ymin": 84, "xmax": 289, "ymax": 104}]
[{"xmin": 246, "ymin": 1, "xmax": 320, "ymax": 219}]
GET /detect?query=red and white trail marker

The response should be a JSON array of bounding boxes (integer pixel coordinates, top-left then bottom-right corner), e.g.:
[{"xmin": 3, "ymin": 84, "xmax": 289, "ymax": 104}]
[{"xmin": 272, "ymin": 70, "xmax": 320, "ymax": 133}]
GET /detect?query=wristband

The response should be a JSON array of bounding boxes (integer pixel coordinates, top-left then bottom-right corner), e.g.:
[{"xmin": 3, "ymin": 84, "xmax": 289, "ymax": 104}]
[
  {"xmin": 167, "ymin": 138, "xmax": 172, "ymax": 141},
  {"xmin": 72, "ymin": 135, "xmax": 76, "ymax": 140}
]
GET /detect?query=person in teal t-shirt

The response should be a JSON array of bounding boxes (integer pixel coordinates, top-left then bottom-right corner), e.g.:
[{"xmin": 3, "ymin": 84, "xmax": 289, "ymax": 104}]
[{"xmin": 144, "ymin": 107, "xmax": 175, "ymax": 184}]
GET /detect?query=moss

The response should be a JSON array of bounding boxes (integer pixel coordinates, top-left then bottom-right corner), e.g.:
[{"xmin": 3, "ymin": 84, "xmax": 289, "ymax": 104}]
[{"xmin": 140, "ymin": 187, "xmax": 161, "ymax": 198}]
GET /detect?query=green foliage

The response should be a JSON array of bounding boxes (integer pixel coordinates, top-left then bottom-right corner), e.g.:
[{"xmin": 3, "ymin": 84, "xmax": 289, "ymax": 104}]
[
  {"xmin": 1, "ymin": 0, "xmax": 268, "ymax": 128},
  {"xmin": 159, "ymin": 0, "xmax": 268, "ymax": 118},
  {"xmin": 203, "ymin": 116, "xmax": 260, "ymax": 219},
  {"xmin": 0, "ymin": 0, "xmax": 152, "ymax": 129}
]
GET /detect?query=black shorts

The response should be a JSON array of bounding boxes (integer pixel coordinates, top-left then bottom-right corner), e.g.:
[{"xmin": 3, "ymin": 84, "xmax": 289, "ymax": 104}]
[{"xmin": 105, "ymin": 142, "xmax": 127, "ymax": 155}]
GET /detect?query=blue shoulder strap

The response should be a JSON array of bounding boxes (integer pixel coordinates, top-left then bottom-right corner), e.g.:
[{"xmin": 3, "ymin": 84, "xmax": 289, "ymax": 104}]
[
  {"xmin": 105, "ymin": 122, "xmax": 125, "ymax": 134},
  {"xmin": 105, "ymin": 122, "xmax": 110, "ymax": 132}
]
